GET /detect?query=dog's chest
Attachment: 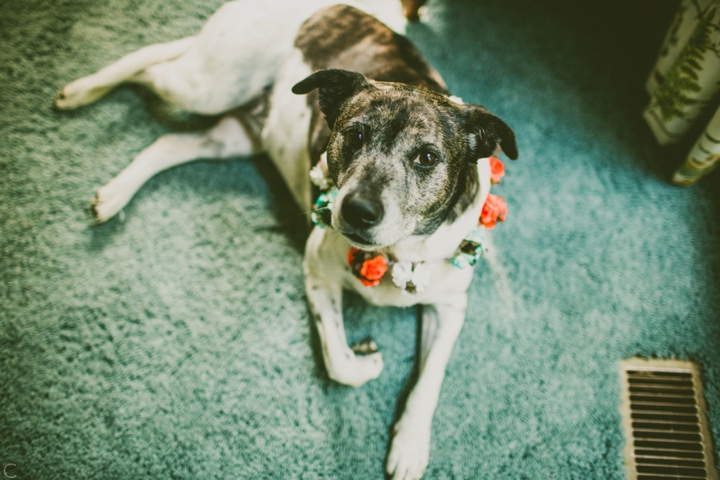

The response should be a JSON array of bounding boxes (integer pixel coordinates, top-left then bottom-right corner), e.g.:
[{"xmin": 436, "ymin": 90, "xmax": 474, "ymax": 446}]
[
  {"xmin": 357, "ymin": 259, "xmax": 475, "ymax": 307},
  {"xmin": 303, "ymin": 158, "xmax": 491, "ymax": 307},
  {"xmin": 304, "ymin": 226, "xmax": 476, "ymax": 307}
]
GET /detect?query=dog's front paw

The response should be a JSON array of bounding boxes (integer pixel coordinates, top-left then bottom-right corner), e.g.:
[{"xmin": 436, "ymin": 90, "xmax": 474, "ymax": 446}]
[
  {"xmin": 386, "ymin": 419, "xmax": 431, "ymax": 480},
  {"xmin": 326, "ymin": 348, "xmax": 383, "ymax": 387},
  {"xmin": 55, "ymin": 77, "xmax": 111, "ymax": 110}
]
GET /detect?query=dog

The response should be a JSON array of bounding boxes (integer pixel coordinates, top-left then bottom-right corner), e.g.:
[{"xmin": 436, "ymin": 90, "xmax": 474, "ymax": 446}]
[{"xmin": 55, "ymin": 2, "xmax": 518, "ymax": 478}]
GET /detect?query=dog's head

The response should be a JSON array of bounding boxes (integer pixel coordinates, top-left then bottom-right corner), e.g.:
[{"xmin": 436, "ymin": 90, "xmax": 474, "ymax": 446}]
[{"xmin": 293, "ymin": 69, "xmax": 518, "ymax": 249}]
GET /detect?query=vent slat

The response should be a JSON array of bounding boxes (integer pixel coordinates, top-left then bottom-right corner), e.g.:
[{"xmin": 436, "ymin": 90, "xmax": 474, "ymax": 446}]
[
  {"xmin": 630, "ymin": 388, "xmax": 696, "ymax": 398},
  {"xmin": 630, "ymin": 412, "xmax": 698, "ymax": 425},
  {"xmin": 634, "ymin": 448, "xmax": 706, "ymax": 460},
  {"xmin": 635, "ymin": 440, "xmax": 704, "ymax": 451},
  {"xmin": 637, "ymin": 465, "xmax": 708, "ymax": 477},
  {"xmin": 630, "ymin": 394, "xmax": 698, "ymax": 406},
  {"xmin": 632, "ymin": 406, "xmax": 699, "ymax": 416},
  {"xmin": 627, "ymin": 370, "xmax": 693, "ymax": 378},
  {"xmin": 628, "ymin": 371, "xmax": 693, "ymax": 377},
  {"xmin": 638, "ymin": 475, "xmax": 708, "ymax": 480},
  {"xmin": 633, "ymin": 421, "xmax": 701, "ymax": 432},
  {"xmin": 633, "ymin": 430, "xmax": 703, "ymax": 442},
  {"xmin": 628, "ymin": 377, "xmax": 695, "ymax": 388},
  {"xmin": 635, "ymin": 457, "xmax": 706, "ymax": 468},
  {"xmin": 627, "ymin": 375, "xmax": 695, "ymax": 389}
]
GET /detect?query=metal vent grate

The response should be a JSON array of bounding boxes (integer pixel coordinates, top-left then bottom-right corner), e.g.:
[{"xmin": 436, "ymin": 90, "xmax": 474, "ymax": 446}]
[{"xmin": 620, "ymin": 358, "xmax": 718, "ymax": 480}]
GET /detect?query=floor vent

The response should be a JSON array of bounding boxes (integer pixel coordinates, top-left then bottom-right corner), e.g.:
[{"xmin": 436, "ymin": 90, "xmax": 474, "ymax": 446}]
[{"xmin": 621, "ymin": 358, "xmax": 718, "ymax": 480}]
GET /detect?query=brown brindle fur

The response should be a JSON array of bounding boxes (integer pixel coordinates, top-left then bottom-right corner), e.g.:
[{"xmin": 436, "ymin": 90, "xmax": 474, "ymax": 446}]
[{"xmin": 295, "ymin": 5, "xmax": 447, "ymax": 164}]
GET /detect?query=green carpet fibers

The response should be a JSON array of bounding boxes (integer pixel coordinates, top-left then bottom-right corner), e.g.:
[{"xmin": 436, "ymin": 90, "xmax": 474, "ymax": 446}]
[{"xmin": 1, "ymin": 0, "xmax": 719, "ymax": 478}]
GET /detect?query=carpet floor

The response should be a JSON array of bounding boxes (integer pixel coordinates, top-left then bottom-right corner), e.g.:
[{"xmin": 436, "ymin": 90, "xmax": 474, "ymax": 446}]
[{"xmin": 1, "ymin": 0, "xmax": 719, "ymax": 478}]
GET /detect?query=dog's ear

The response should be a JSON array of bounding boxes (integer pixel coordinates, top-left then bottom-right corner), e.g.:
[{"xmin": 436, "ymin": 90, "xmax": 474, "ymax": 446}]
[
  {"xmin": 462, "ymin": 105, "xmax": 518, "ymax": 161},
  {"xmin": 292, "ymin": 69, "xmax": 373, "ymax": 128}
]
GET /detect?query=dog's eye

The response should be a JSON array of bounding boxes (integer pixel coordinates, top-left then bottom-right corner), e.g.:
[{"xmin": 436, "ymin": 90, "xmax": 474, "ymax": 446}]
[
  {"xmin": 345, "ymin": 130, "xmax": 364, "ymax": 149},
  {"xmin": 415, "ymin": 150, "xmax": 438, "ymax": 168}
]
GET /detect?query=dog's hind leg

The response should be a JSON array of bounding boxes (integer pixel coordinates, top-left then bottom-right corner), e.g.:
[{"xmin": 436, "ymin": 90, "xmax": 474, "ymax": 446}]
[
  {"xmin": 55, "ymin": 37, "xmax": 196, "ymax": 110},
  {"xmin": 92, "ymin": 113, "xmax": 256, "ymax": 223},
  {"xmin": 386, "ymin": 298, "xmax": 468, "ymax": 480}
]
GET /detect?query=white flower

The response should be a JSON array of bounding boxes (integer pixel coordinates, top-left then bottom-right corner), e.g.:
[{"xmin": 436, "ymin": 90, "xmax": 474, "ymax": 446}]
[
  {"xmin": 410, "ymin": 263, "xmax": 431, "ymax": 293},
  {"xmin": 310, "ymin": 164, "xmax": 330, "ymax": 190},
  {"xmin": 310, "ymin": 152, "xmax": 333, "ymax": 190},
  {"xmin": 392, "ymin": 261, "xmax": 414, "ymax": 289},
  {"xmin": 392, "ymin": 261, "xmax": 432, "ymax": 294}
]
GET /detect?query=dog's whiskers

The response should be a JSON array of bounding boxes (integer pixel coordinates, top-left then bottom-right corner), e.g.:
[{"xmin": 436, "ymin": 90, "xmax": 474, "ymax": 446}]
[{"xmin": 297, "ymin": 206, "xmax": 331, "ymax": 218}]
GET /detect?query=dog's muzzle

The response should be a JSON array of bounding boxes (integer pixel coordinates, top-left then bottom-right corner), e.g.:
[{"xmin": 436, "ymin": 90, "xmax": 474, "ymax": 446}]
[{"xmin": 340, "ymin": 191, "xmax": 384, "ymax": 246}]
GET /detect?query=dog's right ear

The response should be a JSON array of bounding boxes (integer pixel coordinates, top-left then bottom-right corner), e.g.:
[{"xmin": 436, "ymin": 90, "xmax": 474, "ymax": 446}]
[{"xmin": 292, "ymin": 69, "xmax": 373, "ymax": 128}]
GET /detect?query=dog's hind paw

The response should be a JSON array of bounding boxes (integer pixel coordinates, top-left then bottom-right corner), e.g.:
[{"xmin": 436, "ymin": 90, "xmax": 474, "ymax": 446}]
[
  {"xmin": 386, "ymin": 420, "xmax": 431, "ymax": 480},
  {"xmin": 91, "ymin": 181, "xmax": 134, "ymax": 223},
  {"xmin": 55, "ymin": 77, "xmax": 112, "ymax": 110}
]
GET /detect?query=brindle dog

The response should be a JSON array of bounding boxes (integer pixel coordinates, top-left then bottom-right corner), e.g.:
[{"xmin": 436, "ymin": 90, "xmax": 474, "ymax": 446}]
[{"xmin": 55, "ymin": 3, "xmax": 518, "ymax": 478}]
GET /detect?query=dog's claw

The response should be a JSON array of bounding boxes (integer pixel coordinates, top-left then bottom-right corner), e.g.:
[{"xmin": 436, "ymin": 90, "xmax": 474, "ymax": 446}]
[
  {"xmin": 91, "ymin": 203, "xmax": 102, "ymax": 223},
  {"xmin": 88, "ymin": 196, "xmax": 101, "ymax": 223},
  {"xmin": 90, "ymin": 193, "xmax": 105, "ymax": 223},
  {"xmin": 54, "ymin": 86, "xmax": 75, "ymax": 109},
  {"xmin": 351, "ymin": 336, "xmax": 378, "ymax": 355},
  {"xmin": 90, "ymin": 177, "xmax": 137, "ymax": 223}
]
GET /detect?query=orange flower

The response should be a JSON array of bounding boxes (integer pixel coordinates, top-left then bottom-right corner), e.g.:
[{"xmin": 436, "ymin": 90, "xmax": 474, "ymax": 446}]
[
  {"xmin": 347, "ymin": 247, "xmax": 389, "ymax": 287},
  {"xmin": 360, "ymin": 255, "xmax": 388, "ymax": 285},
  {"xmin": 480, "ymin": 193, "xmax": 507, "ymax": 229},
  {"xmin": 489, "ymin": 156, "xmax": 505, "ymax": 184},
  {"xmin": 360, "ymin": 277, "xmax": 381, "ymax": 287}
]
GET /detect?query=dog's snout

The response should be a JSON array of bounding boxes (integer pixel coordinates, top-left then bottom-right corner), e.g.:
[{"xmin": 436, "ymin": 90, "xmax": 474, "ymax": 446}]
[{"xmin": 342, "ymin": 193, "xmax": 384, "ymax": 229}]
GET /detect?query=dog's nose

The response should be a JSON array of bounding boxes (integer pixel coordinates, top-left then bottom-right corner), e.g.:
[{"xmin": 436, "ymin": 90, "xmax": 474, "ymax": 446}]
[{"xmin": 342, "ymin": 193, "xmax": 384, "ymax": 229}]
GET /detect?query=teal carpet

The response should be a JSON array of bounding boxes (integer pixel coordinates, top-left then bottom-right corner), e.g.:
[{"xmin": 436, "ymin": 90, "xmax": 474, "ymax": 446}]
[{"xmin": 2, "ymin": 0, "xmax": 719, "ymax": 478}]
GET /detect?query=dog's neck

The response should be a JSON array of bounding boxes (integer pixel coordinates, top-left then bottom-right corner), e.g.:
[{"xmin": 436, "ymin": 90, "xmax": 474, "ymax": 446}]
[{"xmin": 388, "ymin": 157, "xmax": 491, "ymax": 264}]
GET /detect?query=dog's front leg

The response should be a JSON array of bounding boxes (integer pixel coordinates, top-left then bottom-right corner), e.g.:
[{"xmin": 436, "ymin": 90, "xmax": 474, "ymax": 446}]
[
  {"xmin": 305, "ymin": 275, "xmax": 384, "ymax": 388},
  {"xmin": 387, "ymin": 296, "xmax": 468, "ymax": 480}
]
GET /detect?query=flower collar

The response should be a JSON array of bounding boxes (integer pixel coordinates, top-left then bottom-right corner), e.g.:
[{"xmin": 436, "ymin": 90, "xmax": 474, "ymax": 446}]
[{"xmin": 310, "ymin": 149, "xmax": 508, "ymax": 294}]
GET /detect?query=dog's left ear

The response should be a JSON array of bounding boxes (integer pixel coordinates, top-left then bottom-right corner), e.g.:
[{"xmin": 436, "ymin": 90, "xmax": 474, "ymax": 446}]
[
  {"xmin": 292, "ymin": 69, "xmax": 373, "ymax": 128},
  {"xmin": 462, "ymin": 105, "xmax": 519, "ymax": 161}
]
